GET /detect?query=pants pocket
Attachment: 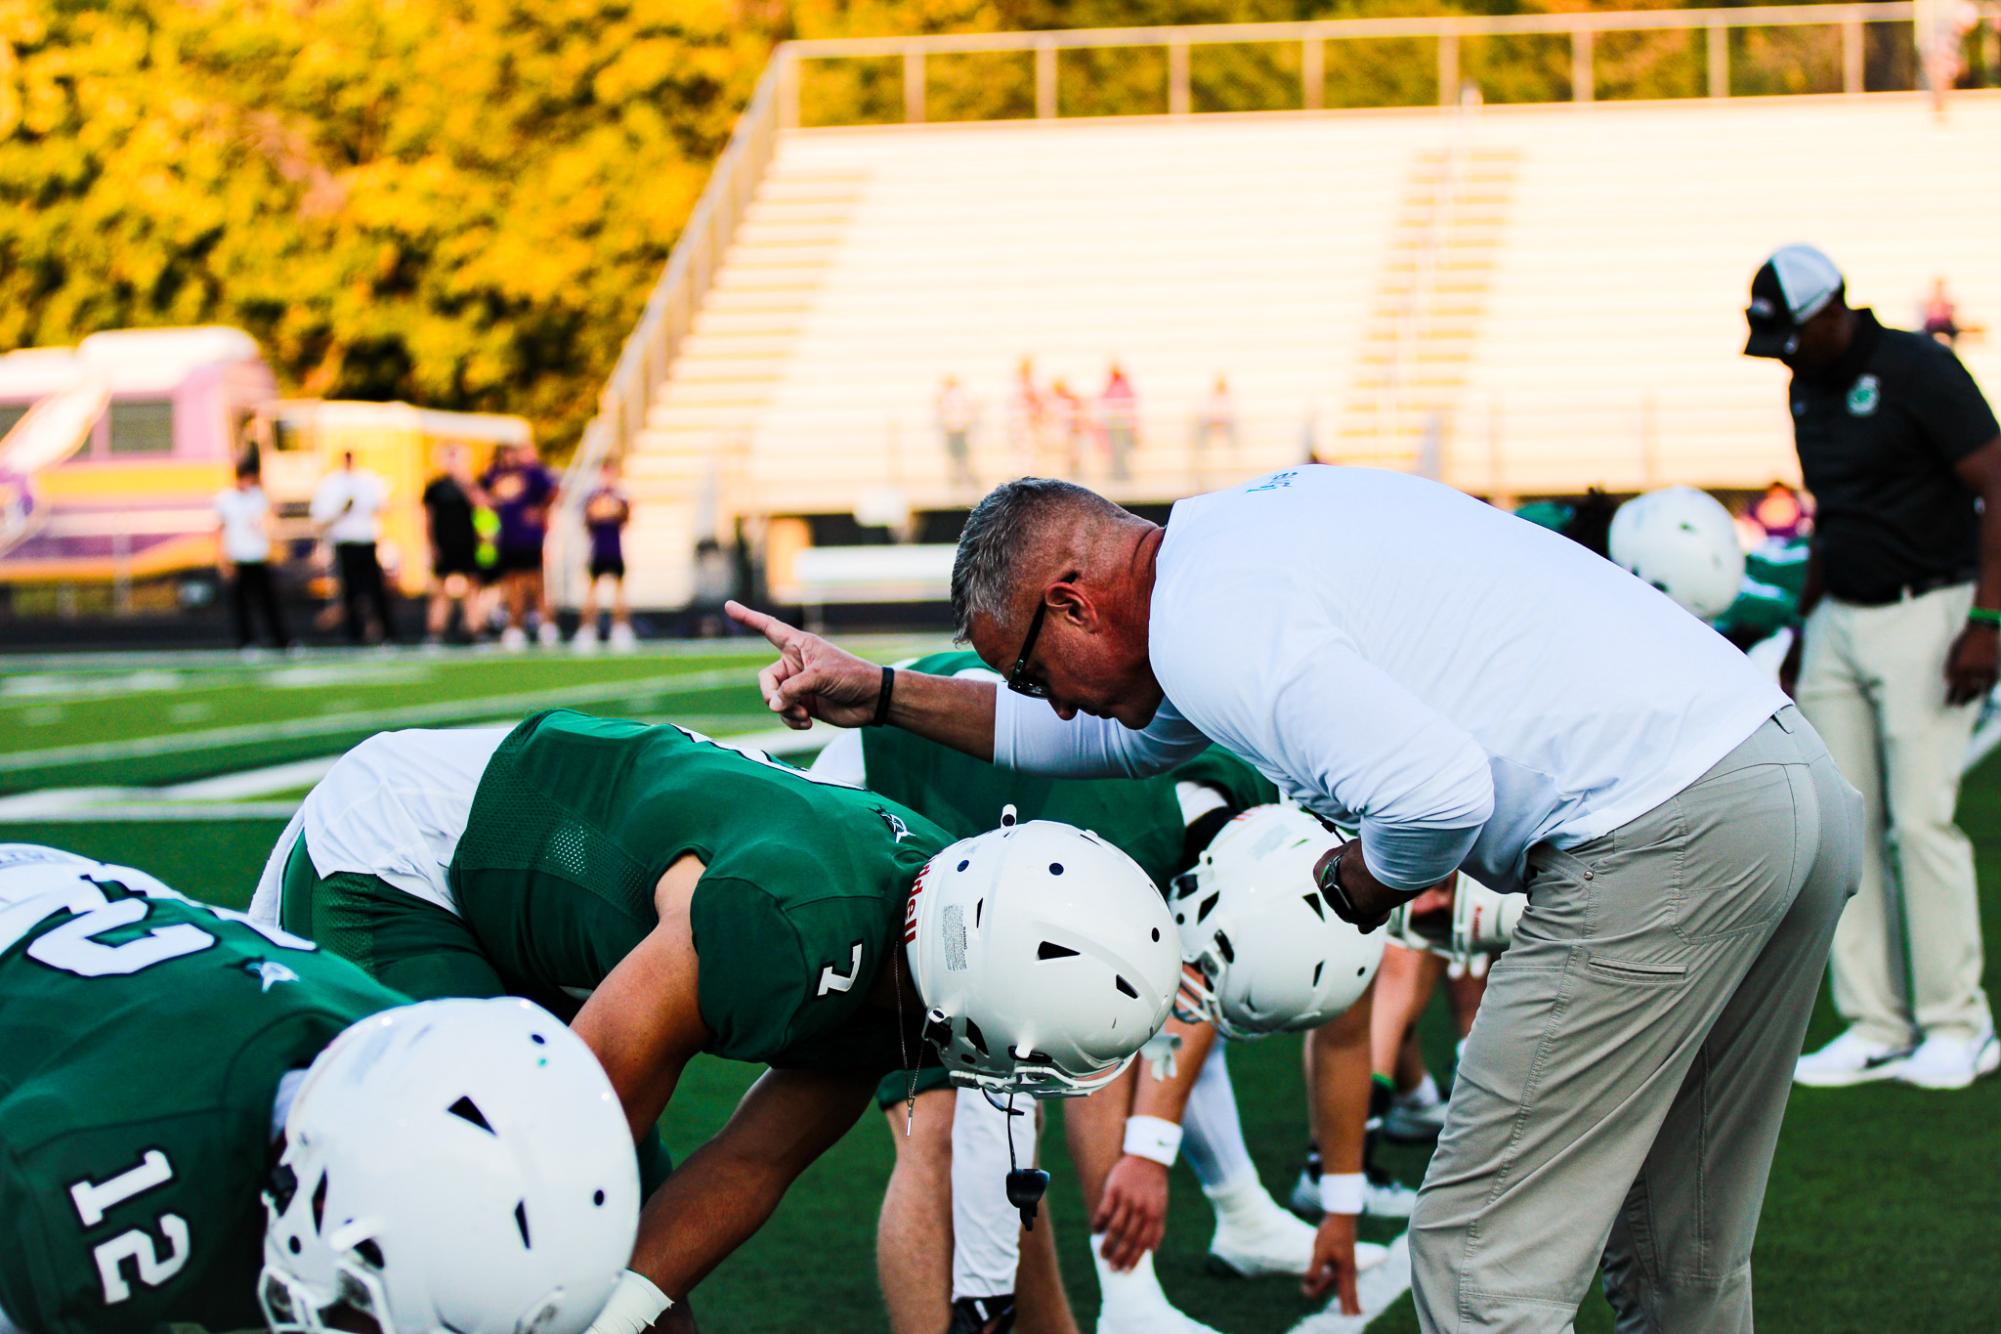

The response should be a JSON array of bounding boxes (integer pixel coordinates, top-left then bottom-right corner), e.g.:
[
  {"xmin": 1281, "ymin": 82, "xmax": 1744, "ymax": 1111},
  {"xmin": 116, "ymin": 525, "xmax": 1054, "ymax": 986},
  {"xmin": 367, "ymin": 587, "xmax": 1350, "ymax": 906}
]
[{"xmin": 1670, "ymin": 764, "xmax": 1804, "ymax": 945}]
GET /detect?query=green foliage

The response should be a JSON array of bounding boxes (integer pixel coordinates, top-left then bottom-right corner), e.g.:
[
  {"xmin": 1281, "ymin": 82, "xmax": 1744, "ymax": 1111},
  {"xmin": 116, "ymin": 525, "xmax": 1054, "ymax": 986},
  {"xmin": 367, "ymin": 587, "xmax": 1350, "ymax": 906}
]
[
  {"xmin": 1, "ymin": 0, "xmax": 764, "ymax": 452},
  {"xmin": 2, "ymin": 1, "xmax": 1857, "ymax": 454}
]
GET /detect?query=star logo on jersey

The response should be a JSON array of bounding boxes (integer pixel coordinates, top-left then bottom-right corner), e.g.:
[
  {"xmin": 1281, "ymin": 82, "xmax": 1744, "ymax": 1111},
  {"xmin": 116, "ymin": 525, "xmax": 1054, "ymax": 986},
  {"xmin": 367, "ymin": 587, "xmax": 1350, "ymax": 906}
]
[
  {"xmin": 875, "ymin": 807, "xmax": 914, "ymax": 843},
  {"xmin": 244, "ymin": 959, "xmax": 299, "ymax": 993}
]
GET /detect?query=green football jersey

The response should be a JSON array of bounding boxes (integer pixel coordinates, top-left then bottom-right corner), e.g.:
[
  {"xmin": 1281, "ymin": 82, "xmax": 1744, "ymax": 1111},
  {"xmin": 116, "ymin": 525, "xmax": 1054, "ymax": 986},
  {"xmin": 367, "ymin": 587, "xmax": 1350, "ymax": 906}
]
[
  {"xmin": 0, "ymin": 852, "xmax": 404, "ymax": 1334},
  {"xmin": 450, "ymin": 710, "xmax": 954, "ymax": 1073},
  {"xmin": 861, "ymin": 652, "xmax": 1278, "ymax": 892},
  {"xmin": 1715, "ymin": 536, "xmax": 1810, "ymax": 642}
]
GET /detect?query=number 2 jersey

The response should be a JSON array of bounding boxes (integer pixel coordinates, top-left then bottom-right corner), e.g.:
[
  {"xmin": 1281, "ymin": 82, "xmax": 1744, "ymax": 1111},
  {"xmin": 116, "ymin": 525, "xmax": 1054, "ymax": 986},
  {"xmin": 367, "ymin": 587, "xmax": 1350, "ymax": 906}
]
[
  {"xmin": 0, "ymin": 845, "xmax": 405, "ymax": 1334},
  {"xmin": 449, "ymin": 710, "xmax": 955, "ymax": 1073}
]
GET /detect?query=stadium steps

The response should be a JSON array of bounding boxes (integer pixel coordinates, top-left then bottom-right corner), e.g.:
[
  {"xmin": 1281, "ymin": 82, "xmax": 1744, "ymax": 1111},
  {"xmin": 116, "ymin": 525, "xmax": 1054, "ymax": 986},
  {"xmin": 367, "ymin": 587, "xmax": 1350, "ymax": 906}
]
[
  {"xmin": 1337, "ymin": 146, "xmax": 1520, "ymax": 467},
  {"xmin": 608, "ymin": 91, "xmax": 2001, "ymax": 604}
]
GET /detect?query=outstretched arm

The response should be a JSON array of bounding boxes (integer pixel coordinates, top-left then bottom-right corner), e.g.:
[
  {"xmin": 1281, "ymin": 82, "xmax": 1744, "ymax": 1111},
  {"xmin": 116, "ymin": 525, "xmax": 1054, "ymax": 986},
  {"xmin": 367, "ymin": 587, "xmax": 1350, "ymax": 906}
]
[
  {"xmin": 726, "ymin": 599, "xmax": 1000, "ymax": 756},
  {"xmin": 1301, "ymin": 983, "xmax": 1373, "ymax": 1315},
  {"xmin": 629, "ymin": 1066, "xmax": 877, "ymax": 1299},
  {"xmin": 725, "ymin": 600, "xmax": 1204, "ymax": 776}
]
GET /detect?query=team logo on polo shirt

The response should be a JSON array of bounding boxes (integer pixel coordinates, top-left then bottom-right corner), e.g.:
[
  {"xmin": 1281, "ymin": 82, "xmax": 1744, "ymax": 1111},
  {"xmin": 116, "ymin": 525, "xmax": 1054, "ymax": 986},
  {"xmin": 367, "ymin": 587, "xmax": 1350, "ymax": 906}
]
[{"xmin": 1846, "ymin": 374, "xmax": 1881, "ymax": 418}]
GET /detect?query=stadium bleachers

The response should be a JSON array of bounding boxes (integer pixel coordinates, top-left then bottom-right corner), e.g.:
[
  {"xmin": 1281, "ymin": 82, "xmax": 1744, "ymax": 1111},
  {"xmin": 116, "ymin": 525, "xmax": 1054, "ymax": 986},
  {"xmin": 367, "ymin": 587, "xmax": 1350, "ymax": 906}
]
[{"xmin": 619, "ymin": 90, "xmax": 2001, "ymax": 605}]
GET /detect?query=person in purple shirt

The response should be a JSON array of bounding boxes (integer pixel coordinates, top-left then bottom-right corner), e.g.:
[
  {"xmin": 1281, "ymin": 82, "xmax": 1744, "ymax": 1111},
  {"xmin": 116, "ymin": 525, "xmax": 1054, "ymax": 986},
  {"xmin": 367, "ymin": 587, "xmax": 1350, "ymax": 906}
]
[
  {"xmin": 577, "ymin": 458, "xmax": 636, "ymax": 652},
  {"xmin": 481, "ymin": 441, "xmax": 561, "ymax": 647}
]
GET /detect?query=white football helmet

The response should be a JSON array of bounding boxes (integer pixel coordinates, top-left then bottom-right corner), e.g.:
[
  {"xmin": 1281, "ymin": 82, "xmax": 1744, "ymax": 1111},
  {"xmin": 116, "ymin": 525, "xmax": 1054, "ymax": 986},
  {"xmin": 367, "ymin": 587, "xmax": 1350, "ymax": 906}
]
[
  {"xmin": 1171, "ymin": 805, "xmax": 1385, "ymax": 1040},
  {"xmin": 1608, "ymin": 485, "xmax": 1747, "ymax": 620},
  {"xmin": 909, "ymin": 810, "xmax": 1181, "ymax": 1097},
  {"xmin": 260, "ymin": 998, "xmax": 640, "ymax": 1334},
  {"xmin": 1385, "ymin": 873, "xmax": 1525, "ymax": 963}
]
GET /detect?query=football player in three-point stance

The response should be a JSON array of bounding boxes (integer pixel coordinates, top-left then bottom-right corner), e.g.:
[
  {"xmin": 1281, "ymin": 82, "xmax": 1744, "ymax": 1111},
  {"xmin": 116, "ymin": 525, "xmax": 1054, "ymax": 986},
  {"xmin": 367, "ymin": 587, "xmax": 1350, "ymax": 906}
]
[
  {"xmin": 0, "ymin": 843, "xmax": 639, "ymax": 1334},
  {"xmin": 254, "ymin": 708, "xmax": 1182, "ymax": 1334},
  {"xmin": 813, "ymin": 652, "xmax": 1398, "ymax": 1333}
]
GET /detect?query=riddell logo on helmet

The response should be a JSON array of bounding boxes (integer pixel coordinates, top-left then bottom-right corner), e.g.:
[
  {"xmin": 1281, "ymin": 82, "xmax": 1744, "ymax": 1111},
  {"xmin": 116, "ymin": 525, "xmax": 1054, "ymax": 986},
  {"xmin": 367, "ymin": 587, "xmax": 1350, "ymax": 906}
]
[{"xmin": 904, "ymin": 864, "xmax": 931, "ymax": 944}]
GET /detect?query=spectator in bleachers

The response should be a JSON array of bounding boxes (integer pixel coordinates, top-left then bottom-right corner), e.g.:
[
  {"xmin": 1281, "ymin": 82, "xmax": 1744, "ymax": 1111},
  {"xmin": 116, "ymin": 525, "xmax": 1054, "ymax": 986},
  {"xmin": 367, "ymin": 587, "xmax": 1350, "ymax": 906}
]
[
  {"xmin": 1098, "ymin": 361, "xmax": 1139, "ymax": 482},
  {"xmin": 309, "ymin": 450, "xmax": 398, "ymax": 645},
  {"xmin": 1924, "ymin": 277, "xmax": 1962, "ymax": 346},
  {"xmin": 935, "ymin": 374, "xmax": 978, "ymax": 490},
  {"xmin": 1193, "ymin": 373, "xmax": 1238, "ymax": 484},
  {"xmin": 420, "ymin": 444, "xmax": 483, "ymax": 646},
  {"xmin": 1006, "ymin": 356, "xmax": 1045, "ymax": 472},
  {"xmin": 214, "ymin": 456, "xmax": 291, "ymax": 650},
  {"xmin": 1047, "ymin": 376, "xmax": 1086, "ymax": 478},
  {"xmin": 482, "ymin": 440, "xmax": 561, "ymax": 648},
  {"xmin": 577, "ymin": 457, "xmax": 636, "ymax": 652},
  {"xmin": 1750, "ymin": 480, "xmax": 1811, "ymax": 541}
]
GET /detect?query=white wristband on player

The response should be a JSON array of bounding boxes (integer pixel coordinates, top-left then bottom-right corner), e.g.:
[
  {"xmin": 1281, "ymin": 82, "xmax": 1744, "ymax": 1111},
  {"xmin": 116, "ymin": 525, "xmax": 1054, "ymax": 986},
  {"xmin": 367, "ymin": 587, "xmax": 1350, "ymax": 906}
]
[
  {"xmin": 586, "ymin": 1269, "xmax": 675, "ymax": 1334},
  {"xmin": 1123, "ymin": 1115, "xmax": 1184, "ymax": 1167},
  {"xmin": 1318, "ymin": 1172, "xmax": 1366, "ymax": 1217}
]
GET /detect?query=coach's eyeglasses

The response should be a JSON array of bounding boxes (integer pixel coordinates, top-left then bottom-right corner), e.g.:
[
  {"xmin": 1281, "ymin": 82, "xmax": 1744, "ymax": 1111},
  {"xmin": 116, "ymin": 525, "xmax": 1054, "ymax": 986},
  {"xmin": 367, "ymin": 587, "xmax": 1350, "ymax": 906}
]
[{"xmin": 1006, "ymin": 572, "xmax": 1078, "ymax": 699}]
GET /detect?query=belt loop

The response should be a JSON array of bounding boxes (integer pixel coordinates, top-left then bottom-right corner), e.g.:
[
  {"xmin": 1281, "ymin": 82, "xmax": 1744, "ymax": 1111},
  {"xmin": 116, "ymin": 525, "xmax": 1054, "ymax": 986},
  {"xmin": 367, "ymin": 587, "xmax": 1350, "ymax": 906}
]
[{"xmin": 1773, "ymin": 706, "xmax": 1799, "ymax": 735}]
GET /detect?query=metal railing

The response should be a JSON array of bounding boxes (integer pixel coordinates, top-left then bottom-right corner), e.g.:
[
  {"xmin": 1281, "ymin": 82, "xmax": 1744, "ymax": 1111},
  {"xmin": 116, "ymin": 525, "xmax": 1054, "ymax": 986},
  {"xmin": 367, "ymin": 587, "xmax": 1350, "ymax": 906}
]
[
  {"xmin": 549, "ymin": 51, "xmax": 791, "ymax": 605},
  {"xmin": 557, "ymin": 5, "xmax": 1925, "ymax": 606},
  {"xmin": 779, "ymin": 4, "xmax": 1920, "ymax": 124}
]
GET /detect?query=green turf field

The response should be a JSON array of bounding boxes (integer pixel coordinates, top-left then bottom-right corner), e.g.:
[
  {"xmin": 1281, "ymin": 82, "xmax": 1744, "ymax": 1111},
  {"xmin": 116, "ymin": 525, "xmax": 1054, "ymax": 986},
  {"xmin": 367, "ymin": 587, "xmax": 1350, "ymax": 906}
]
[{"xmin": 4, "ymin": 646, "xmax": 1994, "ymax": 1332}]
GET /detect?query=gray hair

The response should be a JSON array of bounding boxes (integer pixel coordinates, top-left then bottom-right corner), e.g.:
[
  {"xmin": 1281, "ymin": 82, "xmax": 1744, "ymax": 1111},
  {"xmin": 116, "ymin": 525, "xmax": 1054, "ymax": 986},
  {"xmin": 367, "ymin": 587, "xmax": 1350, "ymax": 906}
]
[{"xmin": 950, "ymin": 478, "xmax": 1122, "ymax": 641}]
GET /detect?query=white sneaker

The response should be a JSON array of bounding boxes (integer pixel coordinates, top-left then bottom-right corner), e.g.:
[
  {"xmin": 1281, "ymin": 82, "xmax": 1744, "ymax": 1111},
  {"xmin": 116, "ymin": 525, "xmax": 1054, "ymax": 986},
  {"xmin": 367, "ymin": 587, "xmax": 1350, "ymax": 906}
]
[
  {"xmin": 1287, "ymin": 1169, "xmax": 1417, "ymax": 1222},
  {"xmin": 1097, "ymin": 1292, "xmax": 1221, "ymax": 1334},
  {"xmin": 536, "ymin": 620, "xmax": 560, "ymax": 648},
  {"xmin": 1382, "ymin": 1089, "xmax": 1448, "ymax": 1142},
  {"xmin": 1288, "ymin": 1169, "xmax": 1320, "ymax": 1221},
  {"xmin": 1206, "ymin": 1188, "xmax": 1316, "ymax": 1277},
  {"xmin": 1365, "ymin": 1176, "xmax": 1419, "ymax": 1220},
  {"xmin": 1094, "ymin": 1247, "xmax": 1220, "ymax": 1334},
  {"xmin": 571, "ymin": 628, "xmax": 601, "ymax": 654},
  {"xmin": 1793, "ymin": 1029, "xmax": 1916, "ymax": 1087},
  {"xmin": 499, "ymin": 625, "xmax": 528, "ymax": 651},
  {"xmin": 1896, "ymin": 1028, "xmax": 2000, "ymax": 1091},
  {"xmin": 608, "ymin": 621, "xmax": 639, "ymax": 652}
]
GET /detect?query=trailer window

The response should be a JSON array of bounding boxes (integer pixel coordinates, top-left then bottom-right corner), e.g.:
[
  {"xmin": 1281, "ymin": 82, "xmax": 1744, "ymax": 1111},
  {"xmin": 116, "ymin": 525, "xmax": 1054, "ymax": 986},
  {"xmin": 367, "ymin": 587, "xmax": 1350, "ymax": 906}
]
[{"xmin": 108, "ymin": 400, "xmax": 175, "ymax": 455}]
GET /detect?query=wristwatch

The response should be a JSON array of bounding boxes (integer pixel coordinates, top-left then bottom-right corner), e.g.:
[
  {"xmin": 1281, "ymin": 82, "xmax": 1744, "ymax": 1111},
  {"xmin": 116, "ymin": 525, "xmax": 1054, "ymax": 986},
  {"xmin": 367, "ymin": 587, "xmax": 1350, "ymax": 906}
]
[{"xmin": 1315, "ymin": 842, "xmax": 1366, "ymax": 926}]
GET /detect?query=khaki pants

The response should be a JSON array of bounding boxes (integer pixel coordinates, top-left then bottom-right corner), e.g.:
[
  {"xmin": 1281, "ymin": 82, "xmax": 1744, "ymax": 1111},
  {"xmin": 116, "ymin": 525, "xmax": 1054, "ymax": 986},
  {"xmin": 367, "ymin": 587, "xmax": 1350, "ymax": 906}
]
[
  {"xmin": 1410, "ymin": 708, "xmax": 1861, "ymax": 1332},
  {"xmin": 1795, "ymin": 586, "xmax": 1992, "ymax": 1045}
]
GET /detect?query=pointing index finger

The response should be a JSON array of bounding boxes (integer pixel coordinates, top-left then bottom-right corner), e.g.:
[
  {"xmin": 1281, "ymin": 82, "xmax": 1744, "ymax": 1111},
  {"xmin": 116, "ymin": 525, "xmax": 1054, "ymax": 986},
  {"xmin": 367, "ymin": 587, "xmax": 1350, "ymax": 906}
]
[{"xmin": 725, "ymin": 599, "xmax": 798, "ymax": 649}]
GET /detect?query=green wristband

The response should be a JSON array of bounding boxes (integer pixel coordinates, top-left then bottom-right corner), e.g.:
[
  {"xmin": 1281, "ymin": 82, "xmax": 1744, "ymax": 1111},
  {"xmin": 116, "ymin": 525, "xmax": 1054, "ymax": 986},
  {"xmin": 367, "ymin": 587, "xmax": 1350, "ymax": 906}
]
[{"xmin": 1970, "ymin": 607, "xmax": 2001, "ymax": 628}]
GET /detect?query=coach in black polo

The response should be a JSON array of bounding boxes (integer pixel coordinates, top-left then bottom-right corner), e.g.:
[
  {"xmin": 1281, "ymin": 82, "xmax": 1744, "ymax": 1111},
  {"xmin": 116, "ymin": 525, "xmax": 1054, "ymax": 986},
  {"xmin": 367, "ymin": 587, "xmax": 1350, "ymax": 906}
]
[{"xmin": 1746, "ymin": 243, "xmax": 2001, "ymax": 1091}]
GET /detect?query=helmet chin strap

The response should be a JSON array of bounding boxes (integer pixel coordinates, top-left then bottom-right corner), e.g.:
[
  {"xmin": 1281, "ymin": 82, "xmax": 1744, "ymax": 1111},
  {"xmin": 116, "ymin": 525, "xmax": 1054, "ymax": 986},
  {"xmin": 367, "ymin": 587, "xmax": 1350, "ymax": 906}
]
[{"xmin": 997, "ymin": 1090, "xmax": 1050, "ymax": 1231}]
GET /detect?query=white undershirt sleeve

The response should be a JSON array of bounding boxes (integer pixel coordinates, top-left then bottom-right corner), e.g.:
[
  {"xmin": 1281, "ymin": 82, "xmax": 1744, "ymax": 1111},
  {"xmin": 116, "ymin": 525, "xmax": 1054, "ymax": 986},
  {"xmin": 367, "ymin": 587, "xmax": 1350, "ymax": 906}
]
[{"xmin": 990, "ymin": 689, "xmax": 1208, "ymax": 778}]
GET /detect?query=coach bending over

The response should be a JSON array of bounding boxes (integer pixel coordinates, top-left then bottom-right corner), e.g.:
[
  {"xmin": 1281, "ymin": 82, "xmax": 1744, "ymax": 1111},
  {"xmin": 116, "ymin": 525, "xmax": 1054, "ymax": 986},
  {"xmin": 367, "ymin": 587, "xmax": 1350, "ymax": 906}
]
[{"xmin": 728, "ymin": 466, "xmax": 1863, "ymax": 1332}]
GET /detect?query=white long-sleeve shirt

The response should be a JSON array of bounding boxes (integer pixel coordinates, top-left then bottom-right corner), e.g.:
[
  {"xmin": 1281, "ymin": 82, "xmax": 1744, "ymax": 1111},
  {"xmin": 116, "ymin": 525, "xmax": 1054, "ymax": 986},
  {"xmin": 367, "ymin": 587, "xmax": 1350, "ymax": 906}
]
[{"xmin": 993, "ymin": 466, "xmax": 1785, "ymax": 892}]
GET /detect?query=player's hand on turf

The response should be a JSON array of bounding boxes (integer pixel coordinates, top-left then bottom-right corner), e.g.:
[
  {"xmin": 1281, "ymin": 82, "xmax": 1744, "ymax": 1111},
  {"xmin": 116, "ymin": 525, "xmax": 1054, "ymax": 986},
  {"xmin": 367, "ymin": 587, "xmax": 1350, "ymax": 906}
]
[
  {"xmin": 1091, "ymin": 1155, "xmax": 1169, "ymax": 1272},
  {"xmin": 1302, "ymin": 1211, "xmax": 1361, "ymax": 1315},
  {"xmin": 725, "ymin": 600, "xmax": 884, "ymax": 730}
]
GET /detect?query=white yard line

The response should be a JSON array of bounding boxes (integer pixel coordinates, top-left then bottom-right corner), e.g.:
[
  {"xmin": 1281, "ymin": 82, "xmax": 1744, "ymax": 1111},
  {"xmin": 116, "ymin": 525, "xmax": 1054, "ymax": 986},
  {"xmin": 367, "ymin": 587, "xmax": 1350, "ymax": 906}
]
[
  {"xmin": 0, "ymin": 802, "xmax": 303, "ymax": 824},
  {"xmin": 0, "ymin": 635, "xmax": 936, "ymax": 675},
  {"xmin": 0, "ymin": 666, "xmax": 757, "ymax": 773},
  {"xmin": 1284, "ymin": 1234, "xmax": 1412, "ymax": 1334},
  {"xmin": 0, "ymin": 723, "xmax": 834, "ymax": 824}
]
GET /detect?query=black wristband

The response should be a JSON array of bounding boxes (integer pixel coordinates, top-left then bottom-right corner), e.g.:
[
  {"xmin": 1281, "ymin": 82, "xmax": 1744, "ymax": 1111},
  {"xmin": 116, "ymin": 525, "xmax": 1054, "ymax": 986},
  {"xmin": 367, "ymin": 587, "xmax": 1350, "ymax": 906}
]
[{"xmin": 870, "ymin": 666, "xmax": 896, "ymax": 727}]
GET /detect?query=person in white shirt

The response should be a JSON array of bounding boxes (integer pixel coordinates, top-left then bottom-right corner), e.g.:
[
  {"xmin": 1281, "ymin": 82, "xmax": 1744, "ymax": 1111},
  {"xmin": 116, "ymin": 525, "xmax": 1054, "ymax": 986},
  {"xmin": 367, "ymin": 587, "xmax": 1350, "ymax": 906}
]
[
  {"xmin": 726, "ymin": 467, "xmax": 1864, "ymax": 1333},
  {"xmin": 309, "ymin": 450, "xmax": 399, "ymax": 644},
  {"xmin": 213, "ymin": 457, "xmax": 291, "ymax": 649}
]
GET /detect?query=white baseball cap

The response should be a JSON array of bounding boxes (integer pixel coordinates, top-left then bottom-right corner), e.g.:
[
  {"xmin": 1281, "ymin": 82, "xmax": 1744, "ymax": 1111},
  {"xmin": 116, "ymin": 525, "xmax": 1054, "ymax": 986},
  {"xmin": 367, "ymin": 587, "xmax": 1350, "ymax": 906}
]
[{"xmin": 1745, "ymin": 244, "xmax": 1845, "ymax": 358}]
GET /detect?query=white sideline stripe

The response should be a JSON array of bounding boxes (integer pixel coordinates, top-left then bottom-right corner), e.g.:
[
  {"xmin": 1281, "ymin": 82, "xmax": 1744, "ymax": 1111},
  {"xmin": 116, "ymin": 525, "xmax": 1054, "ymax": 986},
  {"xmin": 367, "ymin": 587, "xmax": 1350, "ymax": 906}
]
[
  {"xmin": 1966, "ymin": 708, "xmax": 2001, "ymax": 773},
  {"xmin": 166, "ymin": 757, "xmax": 341, "ymax": 800},
  {"xmin": 0, "ymin": 666, "xmax": 758, "ymax": 773},
  {"xmin": 0, "ymin": 634, "xmax": 937, "ymax": 675},
  {"xmin": 1284, "ymin": 1233, "xmax": 1412, "ymax": 1334},
  {"xmin": 0, "ymin": 725, "xmax": 836, "ymax": 824},
  {"xmin": 0, "ymin": 803, "xmax": 301, "ymax": 824}
]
